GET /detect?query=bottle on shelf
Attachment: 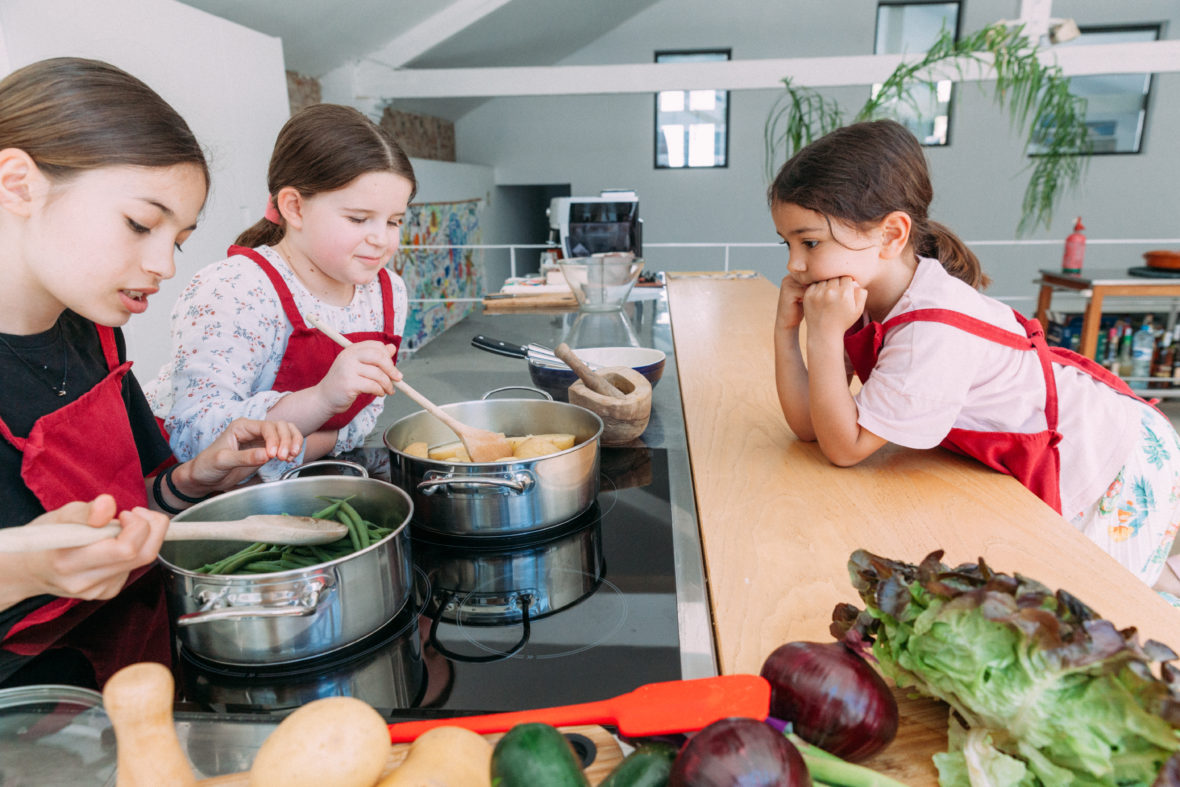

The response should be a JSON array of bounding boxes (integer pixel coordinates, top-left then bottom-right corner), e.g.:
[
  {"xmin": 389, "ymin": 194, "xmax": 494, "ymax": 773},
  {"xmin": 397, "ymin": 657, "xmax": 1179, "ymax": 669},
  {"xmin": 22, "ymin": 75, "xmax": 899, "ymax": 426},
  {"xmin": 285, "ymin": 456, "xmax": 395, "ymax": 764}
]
[
  {"xmin": 1151, "ymin": 325, "xmax": 1175, "ymax": 389},
  {"xmin": 1131, "ymin": 316, "xmax": 1155, "ymax": 382},
  {"xmin": 1104, "ymin": 325, "xmax": 1120, "ymax": 372},
  {"xmin": 1171, "ymin": 325, "xmax": 1180, "ymax": 389},
  {"xmin": 1061, "ymin": 217, "xmax": 1086, "ymax": 275},
  {"xmin": 1118, "ymin": 325, "xmax": 1135, "ymax": 379}
]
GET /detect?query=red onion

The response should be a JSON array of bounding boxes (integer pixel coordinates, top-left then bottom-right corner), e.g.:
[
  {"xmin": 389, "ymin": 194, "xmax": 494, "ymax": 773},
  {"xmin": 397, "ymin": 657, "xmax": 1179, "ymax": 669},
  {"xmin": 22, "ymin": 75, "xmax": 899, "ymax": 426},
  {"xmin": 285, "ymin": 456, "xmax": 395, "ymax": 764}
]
[
  {"xmin": 759, "ymin": 640, "xmax": 898, "ymax": 761},
  {"xmin": 668, "ymin": 716, "xmax": 811, "ymax": 786}
]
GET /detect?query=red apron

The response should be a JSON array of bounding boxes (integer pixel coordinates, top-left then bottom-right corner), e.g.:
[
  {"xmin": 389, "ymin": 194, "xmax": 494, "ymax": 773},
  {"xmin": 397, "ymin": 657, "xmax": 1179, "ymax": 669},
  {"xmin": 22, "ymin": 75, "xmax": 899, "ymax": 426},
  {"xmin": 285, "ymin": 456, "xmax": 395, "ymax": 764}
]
[
  {"xmin": 0, "ymin": 325, "xmax": 171, "ymax": 685},
  {"xmin": 230, "ymin": 245, "xmax": 401, "ymax": 431},
  {"xmin": 844, "ymin": 307, "xmax": 1150, "ymax": 515}
]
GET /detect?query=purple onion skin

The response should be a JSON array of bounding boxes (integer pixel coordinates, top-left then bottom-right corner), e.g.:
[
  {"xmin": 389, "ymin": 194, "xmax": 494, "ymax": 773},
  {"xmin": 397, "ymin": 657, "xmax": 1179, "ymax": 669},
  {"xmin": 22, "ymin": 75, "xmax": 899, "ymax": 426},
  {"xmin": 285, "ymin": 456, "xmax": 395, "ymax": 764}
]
[
  {"xmin": 668, "ymin": 717, "xmax": 812, "ymax": 787},
  {"xmin": 759, "ymin": 641, "xmax": 899, "ymax": 761}
]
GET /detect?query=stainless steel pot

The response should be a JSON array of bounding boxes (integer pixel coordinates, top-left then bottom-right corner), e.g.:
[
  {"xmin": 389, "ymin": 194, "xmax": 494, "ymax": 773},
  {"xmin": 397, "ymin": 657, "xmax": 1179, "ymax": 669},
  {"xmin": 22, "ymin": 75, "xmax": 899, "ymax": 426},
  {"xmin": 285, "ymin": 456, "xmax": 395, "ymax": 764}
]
[
  {"xmin": 157, "ymin": 472, "xmax": 414, "ymax": 666},
  {"xmin": 383, "ymin": 398, "xmax": 603, "ymax": 537}
]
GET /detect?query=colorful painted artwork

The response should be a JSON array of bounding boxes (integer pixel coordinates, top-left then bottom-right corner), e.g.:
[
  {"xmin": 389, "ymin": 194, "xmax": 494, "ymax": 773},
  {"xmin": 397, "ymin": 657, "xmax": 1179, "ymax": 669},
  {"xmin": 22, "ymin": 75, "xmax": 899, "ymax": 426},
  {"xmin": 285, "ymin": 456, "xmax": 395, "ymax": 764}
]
[{"xmin": 392, "ymin": 198, "xmax": 482, "ymax": 351}]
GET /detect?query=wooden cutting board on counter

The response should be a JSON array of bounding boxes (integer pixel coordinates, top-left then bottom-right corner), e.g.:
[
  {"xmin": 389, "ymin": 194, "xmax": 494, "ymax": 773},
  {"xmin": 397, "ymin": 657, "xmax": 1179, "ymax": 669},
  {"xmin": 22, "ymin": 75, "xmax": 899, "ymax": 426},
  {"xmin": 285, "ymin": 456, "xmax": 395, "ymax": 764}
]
[
  {"xmin": 194, "ymin": 724, "xmax": 623, "ymax": 785},
  {"xmin": 481, "ymin": 292, "xmax": 578, "ymax": 313}
]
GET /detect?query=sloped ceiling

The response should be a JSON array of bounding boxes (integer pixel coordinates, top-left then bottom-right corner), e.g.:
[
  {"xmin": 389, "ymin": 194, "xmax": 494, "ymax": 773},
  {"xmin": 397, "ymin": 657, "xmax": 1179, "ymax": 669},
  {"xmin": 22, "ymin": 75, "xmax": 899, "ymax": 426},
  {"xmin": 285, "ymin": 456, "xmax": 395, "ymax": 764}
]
[{"xmin": 177, "ymin": 0, "xmax": 662, "ymax": 119}]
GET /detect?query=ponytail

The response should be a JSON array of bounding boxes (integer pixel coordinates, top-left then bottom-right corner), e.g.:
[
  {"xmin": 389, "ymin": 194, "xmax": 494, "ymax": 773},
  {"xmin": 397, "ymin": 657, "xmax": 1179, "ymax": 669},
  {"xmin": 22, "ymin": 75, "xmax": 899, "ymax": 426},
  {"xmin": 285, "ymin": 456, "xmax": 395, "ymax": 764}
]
[
  {"xmin": 917, "ymin": 220, "xmax": 989, "ymax": 290},
  {"xmin": 235, "ymin": 216, "xmax": 284, "ymax": 248}
]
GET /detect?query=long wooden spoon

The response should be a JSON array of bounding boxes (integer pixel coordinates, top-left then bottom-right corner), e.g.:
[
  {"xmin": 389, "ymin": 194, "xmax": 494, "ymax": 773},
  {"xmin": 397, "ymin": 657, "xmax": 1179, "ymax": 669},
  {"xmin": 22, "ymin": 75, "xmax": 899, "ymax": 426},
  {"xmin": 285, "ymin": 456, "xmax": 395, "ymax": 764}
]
[
  {"xmin": 306, "ymin": 314, "xmax": 513, "ymax": 462},
  {"xmin": 0, "ymin": 515, "xmax": 348, "ymax": 553}
]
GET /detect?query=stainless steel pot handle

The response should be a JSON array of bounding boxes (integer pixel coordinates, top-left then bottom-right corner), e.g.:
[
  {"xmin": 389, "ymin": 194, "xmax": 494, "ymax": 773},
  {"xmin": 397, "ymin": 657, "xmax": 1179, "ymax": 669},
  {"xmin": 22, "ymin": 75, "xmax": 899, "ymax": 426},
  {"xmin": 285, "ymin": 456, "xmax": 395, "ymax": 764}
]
[
  {"xmin": 481, "ymin": 386, "xmax": 554, "ymax": 401},
  {"xmin": 177, "ymin": 576, "xmax": 332, "ymax": 627},
  {"xmin": 280, "ymin": 459, "xmax": 369, "ymax": 480},
  {"xmin": 428, "ymin": 590, "xmax": 533, "ymax": 663},
  {"xmin": 417, "ymin": 470, "xmax": 535, "ymax": 496}
]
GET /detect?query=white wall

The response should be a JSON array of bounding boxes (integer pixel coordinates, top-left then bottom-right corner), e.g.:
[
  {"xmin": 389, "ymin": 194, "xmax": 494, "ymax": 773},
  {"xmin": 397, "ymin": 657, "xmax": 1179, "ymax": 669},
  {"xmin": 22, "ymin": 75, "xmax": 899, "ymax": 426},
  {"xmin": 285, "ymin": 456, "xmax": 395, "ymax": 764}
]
[
  {"xmin": 454, "ymin": 0, "xmax": 1180, "ymax": 309},
  {"xmin": 0, "ymin": 0, "xmax": 289, "ymax": 378}
]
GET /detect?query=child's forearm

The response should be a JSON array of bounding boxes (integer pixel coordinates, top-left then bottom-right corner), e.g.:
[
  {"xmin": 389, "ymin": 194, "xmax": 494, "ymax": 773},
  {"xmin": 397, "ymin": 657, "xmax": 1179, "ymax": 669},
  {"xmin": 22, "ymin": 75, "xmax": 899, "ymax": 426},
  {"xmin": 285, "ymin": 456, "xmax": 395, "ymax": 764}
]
[
  {"xmin": 266, "ymin": 388, "xmax": 338, "ymax": 435},
  {"xmin": 806, "ymin": 331, "xmax": 882, "ymax": 466},
  {"xmin": 774, "ymin": 325, "xmax": 816, "ymax": 440}
]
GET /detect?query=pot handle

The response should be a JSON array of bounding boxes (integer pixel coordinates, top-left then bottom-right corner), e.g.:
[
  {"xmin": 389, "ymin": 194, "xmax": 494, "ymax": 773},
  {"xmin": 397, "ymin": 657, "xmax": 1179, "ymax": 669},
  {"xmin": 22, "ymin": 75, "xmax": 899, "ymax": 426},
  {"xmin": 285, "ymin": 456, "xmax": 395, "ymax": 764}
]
[
  {"xmin": 418, "ymin": 470, "xmax": 535, "ymax": 496},
  {"xmin": 177, "ymin": 576, "xmax": 331, "ymax": 627},
  {"xmin": 428, "ymin": 590, "xmax": 533, "ymax": 663},
  {"xmin": 482, "ymin": 386, "xmax": 554, "ymax": 401},
  {"xmin": 280, "ymin": 458, "xmax": 370, "ymax": 480}
]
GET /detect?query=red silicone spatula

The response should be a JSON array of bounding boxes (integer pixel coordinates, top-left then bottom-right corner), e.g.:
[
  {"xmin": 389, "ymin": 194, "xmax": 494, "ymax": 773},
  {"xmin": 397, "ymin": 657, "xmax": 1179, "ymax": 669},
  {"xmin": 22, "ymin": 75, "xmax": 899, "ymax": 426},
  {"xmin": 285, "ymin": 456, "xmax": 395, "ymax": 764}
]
[{"xmin": 387, "ymin": 674, "xmax": 770, "ymax": 743}]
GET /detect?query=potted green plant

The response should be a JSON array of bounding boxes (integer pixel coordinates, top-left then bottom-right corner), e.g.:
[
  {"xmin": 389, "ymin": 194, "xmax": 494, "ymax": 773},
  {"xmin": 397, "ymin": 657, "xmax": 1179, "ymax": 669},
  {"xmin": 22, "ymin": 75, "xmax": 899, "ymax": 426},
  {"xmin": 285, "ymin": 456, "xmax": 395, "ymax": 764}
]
[{"xmin": 764, "ymin": 23, "xmax": 1092, "ymax": 235}]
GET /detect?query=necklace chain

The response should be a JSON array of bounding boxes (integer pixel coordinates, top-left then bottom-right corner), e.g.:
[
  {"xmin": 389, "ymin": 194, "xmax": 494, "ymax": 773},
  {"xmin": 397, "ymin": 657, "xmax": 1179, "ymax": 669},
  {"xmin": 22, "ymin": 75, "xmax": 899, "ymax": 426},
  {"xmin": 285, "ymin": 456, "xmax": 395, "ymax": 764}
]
[{"xmin": 0, "ymin": 333, "xmax": 68, "ymax": 397}]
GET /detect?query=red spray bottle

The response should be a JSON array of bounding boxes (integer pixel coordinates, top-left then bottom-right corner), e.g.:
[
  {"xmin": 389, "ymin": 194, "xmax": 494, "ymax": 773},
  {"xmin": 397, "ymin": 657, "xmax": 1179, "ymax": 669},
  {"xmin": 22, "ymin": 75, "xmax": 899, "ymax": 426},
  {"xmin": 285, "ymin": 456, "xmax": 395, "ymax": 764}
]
[{"xmin": 1062, "ymin": 217, "xmax": 1086, "ymax": 275}]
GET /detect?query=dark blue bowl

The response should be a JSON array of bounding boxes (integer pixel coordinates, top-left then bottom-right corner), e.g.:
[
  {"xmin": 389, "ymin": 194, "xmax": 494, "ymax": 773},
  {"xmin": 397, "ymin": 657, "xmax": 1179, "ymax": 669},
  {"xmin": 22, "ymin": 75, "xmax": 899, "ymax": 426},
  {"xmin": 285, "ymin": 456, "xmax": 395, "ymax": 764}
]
[{"xmin": 529, "ymin": 347, "xmax": 665, "ymax": 402}]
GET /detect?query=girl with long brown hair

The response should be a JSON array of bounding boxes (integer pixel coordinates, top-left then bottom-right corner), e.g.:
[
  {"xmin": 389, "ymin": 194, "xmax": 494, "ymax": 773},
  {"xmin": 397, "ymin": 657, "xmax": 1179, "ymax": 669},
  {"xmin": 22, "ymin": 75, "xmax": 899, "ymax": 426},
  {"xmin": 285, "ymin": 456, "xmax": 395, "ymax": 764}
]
[
  {"xmin": 149, "ymin": 103, "xmax": 418, "ymax": 473},
  {"xmin": 770, "ymin": 119, "xmax": 1180, "ymax": 590},
  {"xmin": 0, "ymin": 57, "xmax": 302, "ymax": 688}
]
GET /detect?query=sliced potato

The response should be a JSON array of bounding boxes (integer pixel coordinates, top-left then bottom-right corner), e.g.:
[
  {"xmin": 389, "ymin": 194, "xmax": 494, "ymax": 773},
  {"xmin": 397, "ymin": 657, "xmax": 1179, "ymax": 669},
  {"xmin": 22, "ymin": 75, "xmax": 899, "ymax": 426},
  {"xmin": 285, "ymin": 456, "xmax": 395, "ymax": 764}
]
[
  {"xmin": 413, "ymin": 433, "xmax": 579, "ymax": 462},
  {"xmin": 533, "ymin": 433, "xmax": 576, "ymax": 450},
  {"xmin": 428, "ymin": 441, "xmax": 465, "ymax": 460},
  {"xmin": 513, "ymin": 436, "xmax": 561, "ymax": 459}
]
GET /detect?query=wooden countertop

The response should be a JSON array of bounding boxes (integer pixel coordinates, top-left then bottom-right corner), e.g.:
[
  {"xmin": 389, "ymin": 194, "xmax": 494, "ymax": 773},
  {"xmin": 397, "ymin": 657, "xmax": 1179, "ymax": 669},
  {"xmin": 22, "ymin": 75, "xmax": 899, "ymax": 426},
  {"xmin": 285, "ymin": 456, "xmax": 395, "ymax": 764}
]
[{"xmin": 666, "ymin": 275, "xmax": 1180, "ymax": 784}]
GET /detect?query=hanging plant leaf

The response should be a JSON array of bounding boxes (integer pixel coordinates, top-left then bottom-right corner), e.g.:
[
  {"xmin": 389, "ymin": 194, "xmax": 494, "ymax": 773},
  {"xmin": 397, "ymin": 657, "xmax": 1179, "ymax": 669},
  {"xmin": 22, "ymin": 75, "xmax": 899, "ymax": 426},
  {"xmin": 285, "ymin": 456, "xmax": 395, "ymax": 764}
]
[{"xmin": 763, "ymin": 22, "xmax": 1093, "ymax": 235}]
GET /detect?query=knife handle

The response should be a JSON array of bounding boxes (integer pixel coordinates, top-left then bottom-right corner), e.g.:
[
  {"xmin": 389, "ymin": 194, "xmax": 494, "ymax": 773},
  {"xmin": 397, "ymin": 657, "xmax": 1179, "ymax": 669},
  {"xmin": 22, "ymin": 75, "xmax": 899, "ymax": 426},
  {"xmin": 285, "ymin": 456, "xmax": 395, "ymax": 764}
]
[{"xmin": 470, "ymin": 335, "xmax": 528, "ymax": 359}]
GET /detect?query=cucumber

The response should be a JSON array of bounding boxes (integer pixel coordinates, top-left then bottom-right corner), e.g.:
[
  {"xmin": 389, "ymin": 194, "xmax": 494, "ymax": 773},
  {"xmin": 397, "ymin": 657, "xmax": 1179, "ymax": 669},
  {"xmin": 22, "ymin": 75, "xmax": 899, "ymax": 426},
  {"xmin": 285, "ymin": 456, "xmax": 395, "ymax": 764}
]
[
  {"xmin": 599, "ymin": 741, "xmax": 678, "ymax": 787},
  {"xmin": 491, "ymin": 722, "xmax": 590, "ymax": 786}
]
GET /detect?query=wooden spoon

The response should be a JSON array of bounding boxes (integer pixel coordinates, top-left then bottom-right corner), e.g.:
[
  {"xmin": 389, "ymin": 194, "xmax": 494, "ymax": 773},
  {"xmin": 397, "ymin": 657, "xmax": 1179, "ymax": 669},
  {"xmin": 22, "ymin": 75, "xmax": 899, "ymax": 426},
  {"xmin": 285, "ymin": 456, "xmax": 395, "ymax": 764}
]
[
  {"xmin": 306, "ymin": 314, "xmax": 513, "ymax": 462},
  {"xmin": 0, "ymin": 515, "xmax": 348, "ymax": 553},
  {"xmin": 555, "ymin": 342, "xmax": 624, "ymax": 398}
]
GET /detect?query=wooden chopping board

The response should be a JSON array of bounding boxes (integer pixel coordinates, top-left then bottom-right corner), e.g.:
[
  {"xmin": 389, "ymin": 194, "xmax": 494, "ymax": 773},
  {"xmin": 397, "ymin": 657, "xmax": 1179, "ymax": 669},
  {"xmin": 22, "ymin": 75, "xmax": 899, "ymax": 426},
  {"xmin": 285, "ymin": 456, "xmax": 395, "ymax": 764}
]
[
  {"xmin": 194, "ymin": 724, "xmax": 623, "ymax": 785},
  {"xmin": 482, "ymin": 293, "xmax": 578, "ymax": 313}
]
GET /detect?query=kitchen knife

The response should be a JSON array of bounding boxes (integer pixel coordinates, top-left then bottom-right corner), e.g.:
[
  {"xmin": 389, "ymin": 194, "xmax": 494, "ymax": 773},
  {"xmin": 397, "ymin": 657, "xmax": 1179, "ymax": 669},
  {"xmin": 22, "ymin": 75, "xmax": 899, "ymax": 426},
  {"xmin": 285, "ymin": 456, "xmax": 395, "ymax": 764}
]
[{"xmin": 386, "ymin": 674, "xmax": 770, "ymax": 742}]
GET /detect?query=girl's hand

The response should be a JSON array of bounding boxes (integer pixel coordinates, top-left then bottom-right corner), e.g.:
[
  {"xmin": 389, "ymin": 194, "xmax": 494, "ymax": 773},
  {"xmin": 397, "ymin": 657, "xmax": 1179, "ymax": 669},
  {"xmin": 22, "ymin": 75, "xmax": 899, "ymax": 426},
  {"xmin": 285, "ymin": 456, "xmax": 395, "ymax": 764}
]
[
  {"xmin": 2, "ymin": 495, "xmax": 169, "ymax": 606},
  {"xmin": 801, "ymin": 277, "xmax": 868, "ymax": 339},
  {"xmin": 315, "ymin": 341, "xmax": 402, "ymax": 415},
  {"xmin": 775, "ymin": 275, "xmax": 808, "ymax": 330},
  {"xmin": 182, "ymin": 418, "xmax": 304, "ymax": 493}
]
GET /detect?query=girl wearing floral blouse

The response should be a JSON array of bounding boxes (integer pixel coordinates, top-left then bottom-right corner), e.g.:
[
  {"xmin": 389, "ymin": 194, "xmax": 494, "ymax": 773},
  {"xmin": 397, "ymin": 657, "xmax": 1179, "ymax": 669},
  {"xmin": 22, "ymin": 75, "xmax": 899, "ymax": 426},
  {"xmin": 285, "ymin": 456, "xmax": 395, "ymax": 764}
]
[{"xmin": 149, "ymin": 104, "xmax": 417, "ymax": 474}]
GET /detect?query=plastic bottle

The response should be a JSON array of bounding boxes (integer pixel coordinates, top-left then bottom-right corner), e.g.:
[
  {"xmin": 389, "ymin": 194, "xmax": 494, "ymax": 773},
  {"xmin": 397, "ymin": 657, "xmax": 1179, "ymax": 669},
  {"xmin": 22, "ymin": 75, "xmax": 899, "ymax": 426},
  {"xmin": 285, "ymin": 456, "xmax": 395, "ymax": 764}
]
[
  {"xmin": 1131, "ymin": 316, "xmax": 1155, "ymax": 380},
  {"xmin": 1118, "ymin": 325, "xmax": 1134, "ymax": 378},
  {"xmin": 1062, "ymin": 217, "xmax": 1086, "ymax": 275}
]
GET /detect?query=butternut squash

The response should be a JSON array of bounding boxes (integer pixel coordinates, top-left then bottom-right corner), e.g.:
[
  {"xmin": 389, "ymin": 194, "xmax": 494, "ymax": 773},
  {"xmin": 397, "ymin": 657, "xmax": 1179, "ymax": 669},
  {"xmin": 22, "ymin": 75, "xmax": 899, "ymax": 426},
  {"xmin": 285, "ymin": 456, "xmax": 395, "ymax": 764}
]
[
  {"xmin": 247, "ymin": 696, "xmax": 390, "ymax": 787},
  {"xmin": 103, "ymin": 662, "xmax": 197, "ymax": 787},
  {"xmin": 375, "ymin": 726, "xmax": 492, "ymax": 787}
]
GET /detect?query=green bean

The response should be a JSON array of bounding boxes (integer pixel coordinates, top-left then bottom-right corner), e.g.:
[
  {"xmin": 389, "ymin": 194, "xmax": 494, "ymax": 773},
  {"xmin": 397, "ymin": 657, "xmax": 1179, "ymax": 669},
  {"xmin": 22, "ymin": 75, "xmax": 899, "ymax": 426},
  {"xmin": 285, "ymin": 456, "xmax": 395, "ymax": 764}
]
[
  {"xmin": 194, "ymin": 496, "xmax": 385, "ymax": 576},
  {"xmin": 338, "ymin": 502, "xmax": 370, "ymax": 550}
]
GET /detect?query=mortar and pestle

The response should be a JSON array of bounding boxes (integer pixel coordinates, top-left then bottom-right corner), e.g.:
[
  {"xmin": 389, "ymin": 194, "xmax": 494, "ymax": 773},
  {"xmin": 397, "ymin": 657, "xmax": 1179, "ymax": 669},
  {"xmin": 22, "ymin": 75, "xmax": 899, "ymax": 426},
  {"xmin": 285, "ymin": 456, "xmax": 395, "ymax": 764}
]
[{"xmin": 554, "ymin": 342, "xmax": 652, "ymax": 446}]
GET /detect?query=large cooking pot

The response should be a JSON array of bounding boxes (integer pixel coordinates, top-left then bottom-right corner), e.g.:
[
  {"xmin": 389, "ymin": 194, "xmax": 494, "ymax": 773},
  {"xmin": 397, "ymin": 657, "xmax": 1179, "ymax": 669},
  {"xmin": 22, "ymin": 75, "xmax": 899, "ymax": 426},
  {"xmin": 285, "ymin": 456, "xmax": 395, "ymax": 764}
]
[
  {"xmin": 384, "ymin": 397, "xmax": 603, "ymax": 537},
  {"xmin": 157, "ymin": 470, "xmax": 414, "ymax": 666}
]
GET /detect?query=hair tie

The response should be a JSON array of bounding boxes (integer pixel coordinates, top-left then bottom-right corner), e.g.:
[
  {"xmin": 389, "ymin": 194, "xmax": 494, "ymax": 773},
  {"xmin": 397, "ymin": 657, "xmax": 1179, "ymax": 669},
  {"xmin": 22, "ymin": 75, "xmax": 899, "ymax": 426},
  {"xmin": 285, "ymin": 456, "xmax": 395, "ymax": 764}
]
[{"xmin": 264, "ymin": 195, "xmax": 281, "ymax": 224}]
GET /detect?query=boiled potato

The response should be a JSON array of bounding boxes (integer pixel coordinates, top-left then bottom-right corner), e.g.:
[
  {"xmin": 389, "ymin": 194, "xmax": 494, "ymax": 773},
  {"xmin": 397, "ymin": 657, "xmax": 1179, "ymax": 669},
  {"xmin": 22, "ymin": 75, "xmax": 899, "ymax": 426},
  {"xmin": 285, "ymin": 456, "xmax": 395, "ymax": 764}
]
[
  {"xmin": 413, "ymin": 433, "xmax": 578, "ymax": 462},
  {"xmin": 513, "ymin": 436, "xmax": 561, "ymax": 459}
]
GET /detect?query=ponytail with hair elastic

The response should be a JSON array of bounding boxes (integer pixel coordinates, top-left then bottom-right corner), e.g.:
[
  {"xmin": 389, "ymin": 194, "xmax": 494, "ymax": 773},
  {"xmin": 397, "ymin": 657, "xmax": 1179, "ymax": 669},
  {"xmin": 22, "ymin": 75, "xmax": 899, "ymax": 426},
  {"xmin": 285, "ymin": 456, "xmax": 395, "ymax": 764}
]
[{"xmin": 918, "ymin": 220, "xmax": 989, "ymax": 290}]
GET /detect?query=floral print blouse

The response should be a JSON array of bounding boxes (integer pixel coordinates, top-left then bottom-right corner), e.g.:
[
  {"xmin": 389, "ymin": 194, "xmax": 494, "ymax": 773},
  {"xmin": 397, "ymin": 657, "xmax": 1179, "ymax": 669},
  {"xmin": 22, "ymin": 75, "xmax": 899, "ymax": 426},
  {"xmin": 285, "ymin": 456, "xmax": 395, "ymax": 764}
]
[{"xmin": 145, "ymin": 245, "xmax": 408, "ymax": 478}]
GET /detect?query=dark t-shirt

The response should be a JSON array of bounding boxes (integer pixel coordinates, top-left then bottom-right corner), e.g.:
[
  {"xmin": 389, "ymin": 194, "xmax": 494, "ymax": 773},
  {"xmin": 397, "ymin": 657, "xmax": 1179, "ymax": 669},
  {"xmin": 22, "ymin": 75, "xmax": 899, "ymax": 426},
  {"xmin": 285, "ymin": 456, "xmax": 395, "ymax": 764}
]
[{"xmin": 0, "ymin": 311, "xmax": 172, "ymax": 682}]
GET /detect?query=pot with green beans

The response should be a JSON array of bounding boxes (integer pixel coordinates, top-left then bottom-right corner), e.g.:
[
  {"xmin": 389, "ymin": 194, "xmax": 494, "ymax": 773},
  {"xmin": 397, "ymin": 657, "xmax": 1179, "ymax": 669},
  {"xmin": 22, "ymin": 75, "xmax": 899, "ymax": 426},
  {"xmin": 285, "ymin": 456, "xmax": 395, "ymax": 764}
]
[{"xmin": 156, "ymin": 467, "xmax": 414, "ymax": 666}]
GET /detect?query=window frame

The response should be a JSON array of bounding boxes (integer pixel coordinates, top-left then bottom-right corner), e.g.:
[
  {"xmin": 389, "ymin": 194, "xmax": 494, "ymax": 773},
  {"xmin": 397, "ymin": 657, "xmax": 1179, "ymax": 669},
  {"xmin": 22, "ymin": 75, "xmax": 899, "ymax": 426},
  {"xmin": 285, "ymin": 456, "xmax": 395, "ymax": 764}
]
[
  {"xmin": 872, "ymin": 0, "xmax": 963, "ymax": 148},
  {"xmin": 653, "ymin": 48, "xmax": 732, "ymax": 170},
  {"xmin": 1040, "ymin": 23, "xmax": 1160, "ymax": 157}
]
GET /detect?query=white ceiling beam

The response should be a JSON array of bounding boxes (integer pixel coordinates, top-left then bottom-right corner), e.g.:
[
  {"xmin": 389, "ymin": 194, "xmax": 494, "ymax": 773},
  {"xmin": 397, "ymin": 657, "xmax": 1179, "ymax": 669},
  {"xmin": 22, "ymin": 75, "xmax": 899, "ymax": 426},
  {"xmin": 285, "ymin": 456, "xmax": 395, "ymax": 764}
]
[
  {"xmin": 367, "ymin": 0, "xmax": 513, "ymax": 69},
  {"xmin": 357, "ymin": 40, "xmax": 1180, "ymax": 99}
]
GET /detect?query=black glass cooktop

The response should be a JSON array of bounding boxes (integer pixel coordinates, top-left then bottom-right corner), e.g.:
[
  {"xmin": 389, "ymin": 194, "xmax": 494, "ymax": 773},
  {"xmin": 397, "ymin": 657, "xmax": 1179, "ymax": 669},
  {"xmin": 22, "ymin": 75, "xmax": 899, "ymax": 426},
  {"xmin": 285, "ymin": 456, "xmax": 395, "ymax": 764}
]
[{"xmin": 175, "ymin": 446, "xmax": 683, "ymax": 718}]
